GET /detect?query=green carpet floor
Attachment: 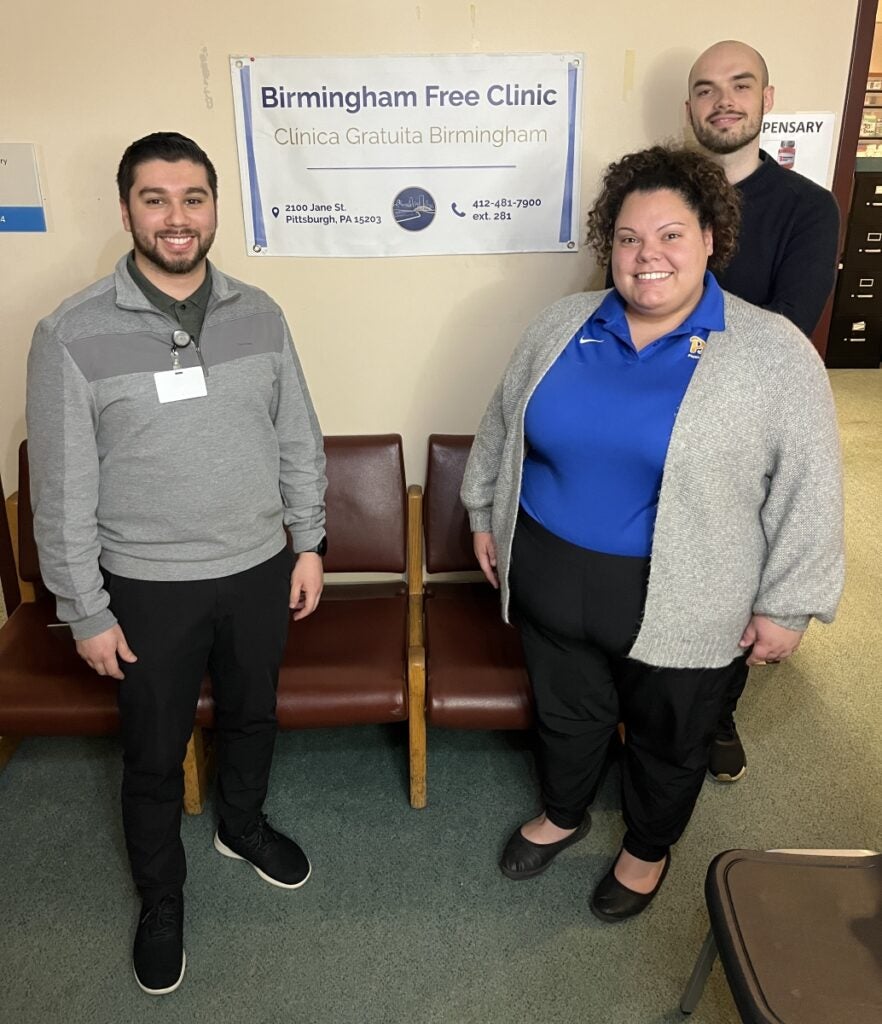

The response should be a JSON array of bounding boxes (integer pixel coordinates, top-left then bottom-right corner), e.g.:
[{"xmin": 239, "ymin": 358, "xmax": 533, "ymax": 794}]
[{"xmin": 1, "ymin": 368, "xmax": 879, "ymax": 1023}]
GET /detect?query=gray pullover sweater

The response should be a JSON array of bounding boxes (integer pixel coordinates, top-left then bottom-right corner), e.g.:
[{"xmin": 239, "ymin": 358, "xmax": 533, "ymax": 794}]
[
  {"xmin": 27, "ymin": 256, "xmax": 326, "ymax": 640},
  {"xmin": 461, "ymin": 290, "xmax": 844, "ymax": 669}
]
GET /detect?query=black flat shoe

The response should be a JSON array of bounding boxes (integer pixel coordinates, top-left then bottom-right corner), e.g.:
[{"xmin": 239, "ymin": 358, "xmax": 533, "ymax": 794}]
[
  {"xmin": 499, "ymin": 816, "xmax": 592, "ymax": 880},
  {"xmin": 590, "ymin": 851, "xmax": 671, "ymax": 922}
]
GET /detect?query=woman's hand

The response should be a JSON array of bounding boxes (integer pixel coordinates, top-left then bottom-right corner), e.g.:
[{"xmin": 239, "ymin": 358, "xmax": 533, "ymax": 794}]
[
  {"xmin": 739, "ymin": 615, "xmax": 804, "ymax": 666},
  {"xmin": 473, "ymin": 531, "xmax": 499, "ymax": 589}
]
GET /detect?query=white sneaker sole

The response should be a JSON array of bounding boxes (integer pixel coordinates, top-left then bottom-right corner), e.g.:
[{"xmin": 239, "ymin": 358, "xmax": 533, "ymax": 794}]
[
  {"xmin": 213, "ymin": 832, "xmax": 312, "ymax": 889},
  {"xmin": 709, "ymin": 765, "xmax": 747, "ymax": 783},
  {"xmin": 134, "ymin": 951, "xmax": 186, "ymax": 996}
]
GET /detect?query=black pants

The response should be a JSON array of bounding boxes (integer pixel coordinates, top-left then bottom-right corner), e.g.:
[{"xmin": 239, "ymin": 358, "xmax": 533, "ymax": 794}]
[
  {"xmin": 510, "ymin": 512, "xmax": 744, "ymax": 862},
  {"xmin": 716, "ymin": 659, "xmax": 750, "ymax": 738},
  {"xmin": 106, "ymin": 546, "xmax": 293, "ymax": 902}
]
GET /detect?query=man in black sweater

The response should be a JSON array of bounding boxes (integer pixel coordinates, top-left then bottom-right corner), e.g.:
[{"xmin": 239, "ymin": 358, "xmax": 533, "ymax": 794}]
[{"xmin": 686, "ymin": 40, "xmax": 840, "ymax": 781}]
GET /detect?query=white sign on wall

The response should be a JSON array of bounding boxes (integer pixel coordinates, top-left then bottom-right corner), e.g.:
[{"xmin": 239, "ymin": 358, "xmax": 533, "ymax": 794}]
[
  {"xmin": 230, "ymin": 53, "xmax": 583, "ymax": 258},
  {"xmin": 0, "ymin": 143, "xmax": 46, "ymax": 232},
  {"xmin": 759, "ymin": 113, "xmax": 836, "ymax": 188}
]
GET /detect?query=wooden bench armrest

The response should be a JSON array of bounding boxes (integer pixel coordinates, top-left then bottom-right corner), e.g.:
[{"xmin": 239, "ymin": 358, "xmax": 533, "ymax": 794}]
[
  {"xmin": 406, "ymin": 484, "xmax": 426, "ymax": 807},
  {"xmin": 405, "ymin": 479, "xmax": 424, "ymax": 622}
]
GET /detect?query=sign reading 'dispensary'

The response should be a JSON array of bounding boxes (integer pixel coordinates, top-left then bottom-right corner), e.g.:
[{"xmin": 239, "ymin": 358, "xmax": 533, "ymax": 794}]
[
  {"xmin": 758, "ymin": 113, "xmax": 835, "ymax": 188},
  {"xmin": 230, "ymin": 53, "xmax": 583, "ymax": 257}
]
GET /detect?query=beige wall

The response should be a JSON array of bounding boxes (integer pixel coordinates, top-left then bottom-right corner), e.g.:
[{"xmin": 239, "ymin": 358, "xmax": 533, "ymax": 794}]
[
  {"xmin": 872, "ymin": 21, "xmax": 882, "ymax": 71},
  {"xmin": 0, "ymin": 0, "xmax": 859, "ymax": 491}
]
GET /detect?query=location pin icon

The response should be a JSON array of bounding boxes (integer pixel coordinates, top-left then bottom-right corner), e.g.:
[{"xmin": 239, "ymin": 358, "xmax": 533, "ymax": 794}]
[{"xmin": 271, "ymin": 206, "xmax": 280, "ymax": 219}]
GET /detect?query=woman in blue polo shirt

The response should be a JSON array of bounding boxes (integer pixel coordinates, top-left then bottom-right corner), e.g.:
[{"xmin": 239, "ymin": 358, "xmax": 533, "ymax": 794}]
[{"xmin": 461, "ymin": 145, "xmax": 844, "ymax": 921}]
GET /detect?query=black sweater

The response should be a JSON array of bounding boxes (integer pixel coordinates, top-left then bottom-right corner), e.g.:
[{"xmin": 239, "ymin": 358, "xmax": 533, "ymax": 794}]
[{"xmin": 716, "ymin": 151, "xmax": 840, "ymax": 336}]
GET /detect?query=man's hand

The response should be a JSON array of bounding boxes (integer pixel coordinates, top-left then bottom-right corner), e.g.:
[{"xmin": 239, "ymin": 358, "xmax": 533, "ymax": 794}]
[
  {"xmin": 75, "ymin": 624, "xmax": 138, "ymax": 680},
  {"xmin": 740, "ymin": 614, "xmax": 804, "ymax": 666},
  {"xmin": 290, "ymin": 552, "xmax": 324, "ymax": 621},
  {"xmin": 473, "ymin": 531, "xmax": 499, "ymax": 589}
]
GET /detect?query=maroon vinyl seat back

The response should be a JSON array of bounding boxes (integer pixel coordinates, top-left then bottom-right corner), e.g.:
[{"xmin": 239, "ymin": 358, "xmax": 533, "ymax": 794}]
[
  {"xmin": 423, "ymin": 434, "xmax": 532, "ymax": 730},
  {"xmin": 322, "ymin": 434, "xmax": 407, "ymax": 574},
  {"xmin": 424, "ymin": 434, "xmax": 475, "ymax": 575},
  {"xmin": 272, "ymin": 435, "xmax": 410, "ymax": 729}
]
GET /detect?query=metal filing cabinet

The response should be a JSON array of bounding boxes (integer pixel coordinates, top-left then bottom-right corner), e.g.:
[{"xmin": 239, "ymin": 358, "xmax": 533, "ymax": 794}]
[{"xmin": 827, "ymin": 172, "xmax": 882, "ymax": 368}]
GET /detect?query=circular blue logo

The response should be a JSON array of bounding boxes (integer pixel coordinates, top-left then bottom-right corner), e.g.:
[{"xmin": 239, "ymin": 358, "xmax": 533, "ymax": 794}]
[{"xmin": 392, "ymin": 187, "xmax": 436, "ymax": 232}]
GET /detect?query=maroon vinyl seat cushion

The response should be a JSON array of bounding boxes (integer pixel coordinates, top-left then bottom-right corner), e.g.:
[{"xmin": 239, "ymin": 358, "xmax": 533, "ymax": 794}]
[
  {"xmin": 192, "ymin": 588, "xmax": 408, "ymax": 731},
  {"xmin": 277, "ymin": 592, "xmax": 408, "ymax": 727},
  {"xmin": 421, "ymin": 434, "xmax": 533, "ymax": 732},
  {"xmin": 0, "ymin": 597, "xmax": 119, "ymax": 735},
  {"xmin": 424, "ymin": 582, "xmax": 531, "ymax": 729},
  {"xmin": 0, "ymin": 595, "xmax": 214, "ymax": 735}
]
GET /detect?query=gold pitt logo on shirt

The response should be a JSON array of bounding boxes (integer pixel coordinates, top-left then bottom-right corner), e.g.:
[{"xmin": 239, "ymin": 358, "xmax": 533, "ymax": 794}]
[{"xmin": 688, "ymin": 336, "xmax": 706, "ymax": 359}]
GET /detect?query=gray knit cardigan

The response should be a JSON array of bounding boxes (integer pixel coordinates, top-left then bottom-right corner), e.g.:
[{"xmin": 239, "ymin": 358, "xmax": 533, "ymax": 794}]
[{"xmin": 461, "ymin": 290, "xmax": 845, "ymax": 669}]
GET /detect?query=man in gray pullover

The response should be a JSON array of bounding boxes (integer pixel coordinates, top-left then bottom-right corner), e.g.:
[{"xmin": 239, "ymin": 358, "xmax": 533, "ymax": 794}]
[{"xmin": 26, "ymin": 133, "xmax": 327, "ymax": 996}]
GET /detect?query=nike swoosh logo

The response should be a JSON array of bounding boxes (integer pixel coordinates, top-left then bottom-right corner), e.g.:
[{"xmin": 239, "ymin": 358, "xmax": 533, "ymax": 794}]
[{"xmin": 579, "ymin": 337, "xmax": 604, "ymax": 344}]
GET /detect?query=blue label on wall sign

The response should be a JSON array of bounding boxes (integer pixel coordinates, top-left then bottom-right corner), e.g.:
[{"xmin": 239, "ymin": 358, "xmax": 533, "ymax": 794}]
[{"xmin": 0, "ymin": 206, "xmax": 47, "ymax": 232}]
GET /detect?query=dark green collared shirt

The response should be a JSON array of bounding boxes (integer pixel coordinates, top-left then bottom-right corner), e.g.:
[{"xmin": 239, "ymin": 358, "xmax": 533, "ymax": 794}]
[{"xmin": 126, "ymin": 252, "xmax": 213, "ymax": 343}]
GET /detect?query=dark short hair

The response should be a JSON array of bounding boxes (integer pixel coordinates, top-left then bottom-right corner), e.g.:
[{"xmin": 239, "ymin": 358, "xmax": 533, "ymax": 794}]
[
  {"xmin": 585, "ymin": 145, "xmax": 741, "ymax": 272},
  {"xmin": 117, "ymin": 132, "xmax": 218, "ymax": 203}
]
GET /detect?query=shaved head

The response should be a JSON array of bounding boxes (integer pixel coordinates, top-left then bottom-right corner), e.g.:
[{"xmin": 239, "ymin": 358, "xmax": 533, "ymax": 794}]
[{"xmin": 689, "ymin": 40, "xmax": 769, "ymax": 92}]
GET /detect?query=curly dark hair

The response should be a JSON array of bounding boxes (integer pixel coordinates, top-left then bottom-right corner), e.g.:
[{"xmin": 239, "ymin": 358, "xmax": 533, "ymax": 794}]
[{"xmin": 585, "ymin": 145, "xmax": 741, "ymax": 272}]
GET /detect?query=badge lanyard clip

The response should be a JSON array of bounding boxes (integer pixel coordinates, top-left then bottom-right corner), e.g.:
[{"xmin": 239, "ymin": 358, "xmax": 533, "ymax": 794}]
[{"xmin": 171, "ymin": 329, "xmax": 191, "ymax": 371}]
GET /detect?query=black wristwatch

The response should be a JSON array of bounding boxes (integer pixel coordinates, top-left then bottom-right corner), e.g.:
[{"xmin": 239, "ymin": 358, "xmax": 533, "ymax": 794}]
[{"xmin": 301, "ymin": 535, "xmax": 327, "ymax": 557}]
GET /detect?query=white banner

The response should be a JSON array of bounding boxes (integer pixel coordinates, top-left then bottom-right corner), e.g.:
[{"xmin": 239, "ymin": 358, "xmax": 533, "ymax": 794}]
[
  {"xmin": 230, "ymin": 53, "xmax": 583, "ymax": 258},
  {"xmin": 759, "ymin": 113, "xmax": 836, "ymax": 188}
]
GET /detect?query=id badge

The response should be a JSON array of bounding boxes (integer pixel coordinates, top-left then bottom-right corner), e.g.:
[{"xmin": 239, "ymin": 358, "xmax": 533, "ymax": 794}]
[{"xmin": 154, "ymin": 366, "xmax": 207, "ymax": 403}]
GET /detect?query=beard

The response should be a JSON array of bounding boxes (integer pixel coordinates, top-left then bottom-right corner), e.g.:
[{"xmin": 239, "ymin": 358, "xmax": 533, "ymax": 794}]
[
  {"xmin": 690, "ymin": 112, "xmax": 762, "ymax": 155},
  {"xmin": 131, "ymin": 228, "xmax": 216, "ymax": 275}
]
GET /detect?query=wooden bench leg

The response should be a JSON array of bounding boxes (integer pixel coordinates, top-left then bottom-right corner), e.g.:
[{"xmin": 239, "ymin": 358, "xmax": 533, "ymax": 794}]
[
  {"xmin": 0, "ymin": 735, "xmax": 21, "ymax": 772},
  {"xmin": 182, "ymin": 727, "xmax": 212, "ymax": 815},
  {"xmin": 408, "ymin": 647, "xmax": 427, "ymax": 809}
]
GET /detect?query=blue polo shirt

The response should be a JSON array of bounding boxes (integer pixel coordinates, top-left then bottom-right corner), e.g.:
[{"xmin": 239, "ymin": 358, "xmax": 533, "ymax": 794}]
[{"xmin": 520, "ymin": 273, "xmax": 725, "ymax": 556}]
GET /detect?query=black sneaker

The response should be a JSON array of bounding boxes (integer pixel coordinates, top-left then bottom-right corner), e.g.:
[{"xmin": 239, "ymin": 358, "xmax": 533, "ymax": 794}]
[
  {"xmin": 214, "ymin": 813, "xmax": 311, "ymax": 889},
  {"xmin": 708, "ymin": 727, "xmax": 747, "ymax": 782},
  {"xmin": 132, "ymin": 892, "xmax": 185, "ymax": 996}
]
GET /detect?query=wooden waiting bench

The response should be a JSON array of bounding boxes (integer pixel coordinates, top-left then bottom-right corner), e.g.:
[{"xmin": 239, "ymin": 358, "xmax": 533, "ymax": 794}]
[{"xmin": 0, "ymin": 435, "xmax": 423, "ymax": 813}]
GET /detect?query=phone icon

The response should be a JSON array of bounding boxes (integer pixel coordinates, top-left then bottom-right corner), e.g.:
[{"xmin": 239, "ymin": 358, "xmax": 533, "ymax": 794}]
[{"xmin": 451, "ymin": 202, "xmax": 467, "ymax": 218}]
